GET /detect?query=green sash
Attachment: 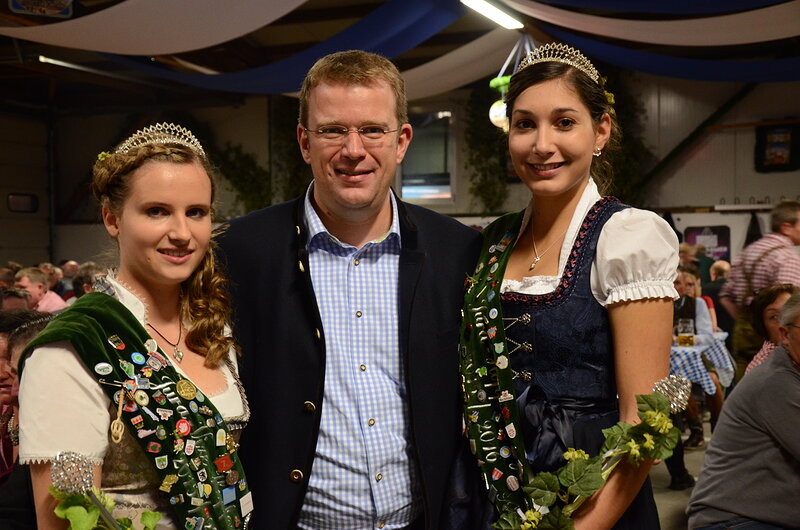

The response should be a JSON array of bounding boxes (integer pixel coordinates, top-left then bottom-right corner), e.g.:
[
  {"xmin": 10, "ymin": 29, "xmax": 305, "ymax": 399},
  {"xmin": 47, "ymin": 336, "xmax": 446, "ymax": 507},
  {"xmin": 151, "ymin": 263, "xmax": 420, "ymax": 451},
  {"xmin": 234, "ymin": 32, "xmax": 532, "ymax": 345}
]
[
  {"xmin": 22, "ymin": 292, "xmax": 252, "ymax": 530},
  {"xmin": 460, "ymin": 210, "xmax": 528, "ymax": 512}
]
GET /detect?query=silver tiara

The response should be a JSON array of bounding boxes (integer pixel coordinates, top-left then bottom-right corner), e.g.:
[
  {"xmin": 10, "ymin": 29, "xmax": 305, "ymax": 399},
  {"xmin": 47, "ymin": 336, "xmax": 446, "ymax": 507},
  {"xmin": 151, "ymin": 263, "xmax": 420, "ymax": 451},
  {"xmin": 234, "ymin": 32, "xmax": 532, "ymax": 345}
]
[
  {"xmin": 517, "ymin": 43, "xmax": 600, "ymax": 84},
  {"xmin": 114, "ymin": 122, "xmax": 205, "ymax": 157}
]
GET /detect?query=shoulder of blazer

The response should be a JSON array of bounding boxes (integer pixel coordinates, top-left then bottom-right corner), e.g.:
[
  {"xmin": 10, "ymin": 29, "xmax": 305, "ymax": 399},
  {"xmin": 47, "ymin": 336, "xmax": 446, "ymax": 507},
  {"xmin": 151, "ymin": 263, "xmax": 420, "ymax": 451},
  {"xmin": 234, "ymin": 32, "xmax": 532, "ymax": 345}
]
[
  {"xmin": 398, "ymin": 199, "xmax": 480, "ymax": 244},
  {"xmin": 217, "ymin": 197, "xmax": 303, "ymax": 248}
]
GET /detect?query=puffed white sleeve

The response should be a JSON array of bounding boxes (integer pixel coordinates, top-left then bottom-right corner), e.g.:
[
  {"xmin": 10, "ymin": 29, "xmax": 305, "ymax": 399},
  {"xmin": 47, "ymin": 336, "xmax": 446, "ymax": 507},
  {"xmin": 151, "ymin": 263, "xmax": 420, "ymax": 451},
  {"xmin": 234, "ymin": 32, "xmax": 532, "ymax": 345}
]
[
  {"xmin": 591, "ymin": 208, "xmax": 680, "ymax": 306},
  {"xmin": 18, "ymin": 341, "xmax": 111, "ymax": 465}
]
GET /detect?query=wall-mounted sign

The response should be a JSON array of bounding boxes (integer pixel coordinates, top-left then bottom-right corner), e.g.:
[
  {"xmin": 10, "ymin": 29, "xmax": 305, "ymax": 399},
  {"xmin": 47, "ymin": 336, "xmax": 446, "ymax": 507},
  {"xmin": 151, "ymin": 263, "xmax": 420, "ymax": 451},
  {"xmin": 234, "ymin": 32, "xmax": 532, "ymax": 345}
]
[
  {"xmin": 684, "ymin": 225, "xmax": 730, "ymax": 262},
  {"xmin": 755, "ymin": 123, "xmax": 800, "ymax": 173}
]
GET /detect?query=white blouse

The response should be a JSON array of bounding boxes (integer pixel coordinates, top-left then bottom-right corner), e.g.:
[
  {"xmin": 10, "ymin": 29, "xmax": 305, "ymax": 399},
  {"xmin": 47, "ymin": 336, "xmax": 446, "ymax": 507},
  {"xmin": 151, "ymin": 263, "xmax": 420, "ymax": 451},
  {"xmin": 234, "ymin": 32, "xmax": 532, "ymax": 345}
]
[
  {"xmin": 19, "ymin": 277, "xmax": 244, "ymax": 465},
  {"xmin": 502, "ymin": 179, "xmax": 680, "ymax": 305}
]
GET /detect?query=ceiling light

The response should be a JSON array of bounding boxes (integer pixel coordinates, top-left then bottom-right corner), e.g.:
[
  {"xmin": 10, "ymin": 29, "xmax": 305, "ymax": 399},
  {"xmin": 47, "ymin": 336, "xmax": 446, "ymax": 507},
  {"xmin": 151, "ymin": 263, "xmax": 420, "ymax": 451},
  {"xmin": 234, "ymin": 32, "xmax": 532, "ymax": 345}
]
[{"xmin": 460, "ymin": 0, "xmax": 523, "ymax": 30}]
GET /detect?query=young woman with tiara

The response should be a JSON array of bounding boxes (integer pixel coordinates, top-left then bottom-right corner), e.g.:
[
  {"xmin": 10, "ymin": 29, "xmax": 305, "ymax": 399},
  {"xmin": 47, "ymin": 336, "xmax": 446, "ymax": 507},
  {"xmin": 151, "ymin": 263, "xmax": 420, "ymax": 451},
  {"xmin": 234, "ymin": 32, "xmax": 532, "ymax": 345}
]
[
  {"xmin": 459, "ymin": 44, "xmax": 679, "ymax": 528},
  {"xmin": 17, "ymin": 124, "xmax": 252, "ymax": 529}
]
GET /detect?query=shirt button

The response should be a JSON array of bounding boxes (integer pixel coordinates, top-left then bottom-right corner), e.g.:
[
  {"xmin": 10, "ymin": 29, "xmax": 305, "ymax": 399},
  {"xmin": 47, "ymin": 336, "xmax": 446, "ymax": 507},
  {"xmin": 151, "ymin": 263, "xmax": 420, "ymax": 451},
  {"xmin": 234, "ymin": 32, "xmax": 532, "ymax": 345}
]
[
  {"xmin": 356, "ymin": 310, "xmax": 363, "ymax": 318},
  {"xmin": 354, "ymin": 258, "xmax": 360, "ymax": 266},
  {"xmin": 368, "ymin": 418, "xmax": 375, "ymax": 426},
  {"xmin": 303, "ymin": 401, "xmax": 316, "ymax": 413},
  {"xmin": 289, "ymin": 469, "xmax": 303, "ymax": 483},
  {"xmin": 360, "ymin": 364, "xmax": 366, "ymax": 372},
  {"xmin": 375, "ymin": 473, "xmax": 382, "ymax": 482}
]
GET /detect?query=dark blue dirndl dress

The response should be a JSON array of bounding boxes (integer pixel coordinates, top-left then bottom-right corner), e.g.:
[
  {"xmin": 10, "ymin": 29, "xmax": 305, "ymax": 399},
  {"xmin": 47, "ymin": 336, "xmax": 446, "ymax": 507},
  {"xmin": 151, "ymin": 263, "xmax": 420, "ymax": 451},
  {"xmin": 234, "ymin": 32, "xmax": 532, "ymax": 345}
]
[{"xmin": 501, "ymin": 198, "xmax": 660, "ymax": 529}]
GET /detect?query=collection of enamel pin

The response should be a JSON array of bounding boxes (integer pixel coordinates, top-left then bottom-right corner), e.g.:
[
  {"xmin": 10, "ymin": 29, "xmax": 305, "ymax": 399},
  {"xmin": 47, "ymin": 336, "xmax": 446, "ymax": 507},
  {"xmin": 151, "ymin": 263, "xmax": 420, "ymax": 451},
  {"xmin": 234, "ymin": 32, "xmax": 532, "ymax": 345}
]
[
  {"xmin": 97, "ymin": 334, "xmax": 253, "ymax": 529},
  {"xmin": 461, "ymin": 228, "xmax": 533, "ymax": 510}
]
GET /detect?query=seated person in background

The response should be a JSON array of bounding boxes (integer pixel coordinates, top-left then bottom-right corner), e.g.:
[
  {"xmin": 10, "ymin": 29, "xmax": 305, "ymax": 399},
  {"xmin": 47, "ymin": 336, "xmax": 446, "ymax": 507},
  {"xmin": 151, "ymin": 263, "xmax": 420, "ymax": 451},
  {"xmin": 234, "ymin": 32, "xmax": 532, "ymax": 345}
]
[
  {"xmin": 694, "ymin": 245, "xmax": 715, "ymax": 286},
  {"xmin": 687, "ymin": 291, "xmax": 800, "ymax": 530},
  {"xmin": 0, "ymin": 310, "xmax": 50, "ymax": 530},
  {"xmin": 65, "ymin": 262, "xmax": 104, "ymax": 305},
  {"xmin": 36, "ymin": 263, "xmax": 62, "ymax": 298},
  {"xmin": 683, "ymin": 268, "xmax": 720, "ymax": 332},
  {"xmin": 0, "ymin": 311, "xmax": 51, "ymax": 479},
  {"xmin": 702, "ymin": 260, "xmax": 733, "ymax": 350},
  {"xmin": 674, "ymin": 269, "xmax": 723, "ymax": 448},
  {"xmin": 13, "ymin": 268, "xmax": 66, "ymax": 313},
  {"xmin": 0, "ymin": 288, "xmax": 30, "ymax": 311},
  {"xmin": 745, "ymin": 283, "xmax": 798, "ymax": 376},
  {"xmin": 0, "ymin": 311, "xmax": 26, "ymax": 481},
  {"xmin": 679, "ymin": 242, "xmax": 698, "ymax": 270},
  {"xmin": 56, "ymin": 260, "xmax": 79, "ymax": 300},
  {"xmin": 675, "ymin": 269, "xmax": 715, "ymax": 344},
  {"xmin": 0, "ymin": 269, "xmax": 14, "ymax": 288}
]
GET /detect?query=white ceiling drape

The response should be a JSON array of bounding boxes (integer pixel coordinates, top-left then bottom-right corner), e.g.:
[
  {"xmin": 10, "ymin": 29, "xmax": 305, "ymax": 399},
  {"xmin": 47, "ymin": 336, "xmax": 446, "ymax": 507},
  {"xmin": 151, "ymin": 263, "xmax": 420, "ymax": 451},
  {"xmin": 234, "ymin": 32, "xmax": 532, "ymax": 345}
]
[
  {"xmin": 0, "ymin": 0, "xmax": 306, "ymax": 54},
  {"xmin": 404, "ymin": 29, "xmax": 521, "ymax": 101},
  {"xmin": 501, "ymin": 0, "xmax": 800, "ymax": 45}
]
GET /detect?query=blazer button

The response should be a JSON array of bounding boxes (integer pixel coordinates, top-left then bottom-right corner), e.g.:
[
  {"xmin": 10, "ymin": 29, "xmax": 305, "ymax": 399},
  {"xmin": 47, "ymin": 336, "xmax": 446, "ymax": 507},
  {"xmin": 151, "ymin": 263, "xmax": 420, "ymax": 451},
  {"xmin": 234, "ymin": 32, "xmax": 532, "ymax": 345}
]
[
  {"xmin": 290, "ymin": 469, "xmax": 304, "ymax": 483},
  {"xmin": 315, "ymin": 328, "xmax": 322, "ymax": 340},
  {"xmin": 303, "ymin": 401, "xmax": 316, "ymax": 413}
]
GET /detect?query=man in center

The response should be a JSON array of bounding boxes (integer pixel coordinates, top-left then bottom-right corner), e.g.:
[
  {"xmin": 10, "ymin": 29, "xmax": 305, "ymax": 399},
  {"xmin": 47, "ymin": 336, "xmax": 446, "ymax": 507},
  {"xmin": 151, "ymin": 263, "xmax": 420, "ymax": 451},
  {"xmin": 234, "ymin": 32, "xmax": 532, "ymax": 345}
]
[{"xmin": 218, "ymin": 50, "xmax": 481, "ymax": 529}]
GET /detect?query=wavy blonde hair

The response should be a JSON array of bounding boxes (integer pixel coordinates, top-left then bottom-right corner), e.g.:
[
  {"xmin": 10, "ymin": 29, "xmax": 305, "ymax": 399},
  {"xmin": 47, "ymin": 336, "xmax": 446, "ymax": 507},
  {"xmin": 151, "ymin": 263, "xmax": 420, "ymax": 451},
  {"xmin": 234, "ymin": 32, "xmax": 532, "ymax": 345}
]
[{"xmin": 92, "ymin": 140, "xmax": 236, "ymax": 367}]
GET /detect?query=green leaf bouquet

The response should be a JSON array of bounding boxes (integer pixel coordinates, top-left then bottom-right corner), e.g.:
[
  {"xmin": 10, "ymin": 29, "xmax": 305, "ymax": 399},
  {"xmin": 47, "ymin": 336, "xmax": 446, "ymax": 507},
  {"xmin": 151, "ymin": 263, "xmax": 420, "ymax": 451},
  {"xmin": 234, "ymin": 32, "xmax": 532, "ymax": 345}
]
[
  {"xmin": 492, "ymin": 391, "xmax": 680, "ymax": 530},
  {"xmin": 50, "ymin": 486, "xmax": 163, "ymax": 530}
]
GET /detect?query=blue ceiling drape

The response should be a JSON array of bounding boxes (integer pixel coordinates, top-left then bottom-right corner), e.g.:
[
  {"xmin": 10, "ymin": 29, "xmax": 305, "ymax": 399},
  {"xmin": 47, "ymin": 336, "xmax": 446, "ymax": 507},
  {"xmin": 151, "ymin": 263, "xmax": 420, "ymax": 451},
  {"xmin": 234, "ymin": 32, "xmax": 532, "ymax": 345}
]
[
  {"xmin": 103, "ymin": 0, "xmax": 465, "ymax": 94},
  {"xmin": 544, "ymin": 23, "xmax": 800, "ymax": 82}
]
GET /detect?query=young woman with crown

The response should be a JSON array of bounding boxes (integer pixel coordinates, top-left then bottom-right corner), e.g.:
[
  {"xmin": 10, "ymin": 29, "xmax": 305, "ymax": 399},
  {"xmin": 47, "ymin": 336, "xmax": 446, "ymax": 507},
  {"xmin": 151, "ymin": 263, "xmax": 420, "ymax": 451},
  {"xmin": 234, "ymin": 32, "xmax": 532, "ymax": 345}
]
[
  {"xmin": 17, "ymin": 124, "xmax": 252, "ymax": 529},
  {"xmin": 459, "ymin": 44, "xmax": 679, "ymax": 528}
]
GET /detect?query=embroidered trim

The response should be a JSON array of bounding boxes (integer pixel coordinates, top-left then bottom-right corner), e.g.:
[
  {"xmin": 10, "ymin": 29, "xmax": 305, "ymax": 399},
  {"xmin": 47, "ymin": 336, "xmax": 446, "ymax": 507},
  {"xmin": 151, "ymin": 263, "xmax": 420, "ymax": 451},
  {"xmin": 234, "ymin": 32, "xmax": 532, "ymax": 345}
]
[{"xmin": 502, "ymin": 197, "xmax": 619, "ymax": 306}]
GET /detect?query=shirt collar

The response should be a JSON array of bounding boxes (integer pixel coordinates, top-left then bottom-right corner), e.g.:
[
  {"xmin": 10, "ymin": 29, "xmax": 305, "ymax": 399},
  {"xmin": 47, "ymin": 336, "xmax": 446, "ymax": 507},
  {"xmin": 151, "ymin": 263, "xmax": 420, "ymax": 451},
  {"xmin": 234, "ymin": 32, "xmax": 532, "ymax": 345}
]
[
  {"xmin": 303, "ymin": 182, "xmax": 401, "ymax": 250},
  {"xmin": 765, "ymin": 231, "xmax": 795, "ymax": 246}
]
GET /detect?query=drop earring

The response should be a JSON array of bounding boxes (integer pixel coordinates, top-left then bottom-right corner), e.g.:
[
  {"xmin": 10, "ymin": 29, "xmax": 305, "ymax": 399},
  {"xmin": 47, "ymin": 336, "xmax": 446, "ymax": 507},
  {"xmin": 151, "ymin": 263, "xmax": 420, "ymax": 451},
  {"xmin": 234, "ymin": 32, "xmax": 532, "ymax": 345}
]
[{"xmin": 593, "ymin": 147, "xmax": 602, "ymax": 157}]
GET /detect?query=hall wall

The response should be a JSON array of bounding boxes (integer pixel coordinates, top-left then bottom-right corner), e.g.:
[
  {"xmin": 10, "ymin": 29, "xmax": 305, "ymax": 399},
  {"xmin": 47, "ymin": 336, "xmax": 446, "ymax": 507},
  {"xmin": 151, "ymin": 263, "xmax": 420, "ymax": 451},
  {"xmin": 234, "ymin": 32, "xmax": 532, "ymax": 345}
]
[{"xmin": 2, "ymin": 76, "xmax": 799, "ymax": 265}]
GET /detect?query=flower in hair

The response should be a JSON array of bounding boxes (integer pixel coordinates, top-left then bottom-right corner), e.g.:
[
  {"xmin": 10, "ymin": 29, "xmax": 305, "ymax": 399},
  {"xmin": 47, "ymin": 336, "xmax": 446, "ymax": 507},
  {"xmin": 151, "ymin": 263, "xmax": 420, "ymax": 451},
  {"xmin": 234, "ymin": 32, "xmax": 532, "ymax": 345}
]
[{"xmin": 97, "ymin": 151, "xmax": 112, "ymax": 162}]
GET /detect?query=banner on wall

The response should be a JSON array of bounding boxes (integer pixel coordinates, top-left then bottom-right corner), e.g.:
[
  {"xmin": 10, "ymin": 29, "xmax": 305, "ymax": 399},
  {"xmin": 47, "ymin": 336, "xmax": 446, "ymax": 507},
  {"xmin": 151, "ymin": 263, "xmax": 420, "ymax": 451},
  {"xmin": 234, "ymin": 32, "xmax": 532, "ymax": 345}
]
[
  {"xmin": 755, "ymin": 123, "xmax": 800, "ymax": 172},
  {"xmin": 684, "ymin": 226, "xmax": 731, "ymax": 262}
]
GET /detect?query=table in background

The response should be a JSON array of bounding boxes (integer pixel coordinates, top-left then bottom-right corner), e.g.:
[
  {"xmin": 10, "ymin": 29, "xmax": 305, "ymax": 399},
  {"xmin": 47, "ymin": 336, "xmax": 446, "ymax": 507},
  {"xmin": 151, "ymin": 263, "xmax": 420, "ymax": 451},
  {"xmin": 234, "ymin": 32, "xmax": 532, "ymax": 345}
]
[{"xmin": 670, "ymin": 332, "xmax": 734, "ymax": 394}]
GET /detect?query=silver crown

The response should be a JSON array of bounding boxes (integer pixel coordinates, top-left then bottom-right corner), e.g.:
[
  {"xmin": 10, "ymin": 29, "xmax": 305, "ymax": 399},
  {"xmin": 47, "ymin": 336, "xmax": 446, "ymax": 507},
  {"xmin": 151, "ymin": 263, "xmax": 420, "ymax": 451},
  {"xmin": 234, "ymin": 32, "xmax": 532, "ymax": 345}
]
[
  {"xmin": 517, "ymin": 43, "xmax": 600, "ymax": 84},
  {"xmin": 114, "ymin": 122, "xmax": 205, "ymax": 157}
]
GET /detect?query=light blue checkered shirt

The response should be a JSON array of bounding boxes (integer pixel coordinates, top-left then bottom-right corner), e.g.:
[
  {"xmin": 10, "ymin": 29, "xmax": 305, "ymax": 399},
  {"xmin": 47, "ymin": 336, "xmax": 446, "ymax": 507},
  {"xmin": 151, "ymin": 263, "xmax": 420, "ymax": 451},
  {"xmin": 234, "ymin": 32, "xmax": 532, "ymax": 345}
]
[{"xmin": 298, "ymin": 189, "xmax": 421, "ymax": 530}]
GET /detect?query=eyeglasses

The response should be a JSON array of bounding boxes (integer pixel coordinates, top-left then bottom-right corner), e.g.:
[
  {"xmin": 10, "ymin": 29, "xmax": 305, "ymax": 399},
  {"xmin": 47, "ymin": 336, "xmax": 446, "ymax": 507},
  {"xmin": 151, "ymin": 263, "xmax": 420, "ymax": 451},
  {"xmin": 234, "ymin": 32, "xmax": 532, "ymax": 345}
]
[{"xmin": 303, "ymin": 125, "xmax": 401, "ymax": 144}]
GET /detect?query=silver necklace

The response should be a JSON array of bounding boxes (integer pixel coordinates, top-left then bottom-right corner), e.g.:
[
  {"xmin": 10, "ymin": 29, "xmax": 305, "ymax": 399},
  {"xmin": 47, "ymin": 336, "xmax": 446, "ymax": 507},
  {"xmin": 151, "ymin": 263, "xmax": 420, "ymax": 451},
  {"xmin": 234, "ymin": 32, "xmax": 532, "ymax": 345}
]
[
  {"xmin": 147, "ymin": 322, "xmax": 184, "ymax": 363},
  {"xmin": 530, "ymin": 227, "xmax": 569, "ymax": 271}
]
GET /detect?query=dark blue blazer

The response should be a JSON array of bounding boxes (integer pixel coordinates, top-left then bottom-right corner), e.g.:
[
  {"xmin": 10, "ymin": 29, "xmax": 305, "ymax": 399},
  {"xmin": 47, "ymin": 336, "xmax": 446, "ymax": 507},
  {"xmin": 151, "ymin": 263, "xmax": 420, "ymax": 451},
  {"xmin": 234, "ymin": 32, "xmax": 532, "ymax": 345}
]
[{"xmin": 217, "ymin": 195, "xmax": 481, "ymax": 529}]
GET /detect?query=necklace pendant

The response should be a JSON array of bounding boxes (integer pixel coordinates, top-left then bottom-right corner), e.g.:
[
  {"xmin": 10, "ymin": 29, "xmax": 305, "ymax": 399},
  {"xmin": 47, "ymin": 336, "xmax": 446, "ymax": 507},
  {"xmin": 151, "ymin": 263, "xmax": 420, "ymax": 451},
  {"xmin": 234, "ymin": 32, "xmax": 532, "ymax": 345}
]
[
  {"xmin": 529, "ymin": 256, "xmax": 541, "ymax": 271},
  {"xmin": 173, "ymin": 347, "xmax": 184, "ymax": 363}
]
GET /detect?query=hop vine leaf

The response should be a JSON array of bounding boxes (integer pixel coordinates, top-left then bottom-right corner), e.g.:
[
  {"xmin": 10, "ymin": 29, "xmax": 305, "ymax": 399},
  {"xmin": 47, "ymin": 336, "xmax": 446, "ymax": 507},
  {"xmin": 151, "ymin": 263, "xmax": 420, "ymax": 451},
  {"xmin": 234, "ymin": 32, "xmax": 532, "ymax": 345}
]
[
  {"xmin": 524, "ymin": 472, "xmax": 560, "ymax": 507},
  {"xmin": 557, "ymin": 457, "xmax": 604, "ymax": 498},
  {"xmin": 538, "ymin": 506, "xmax": 575, "ymax": 530},
  {"xmin": 491, "ymin": 510, "xmax": 523, "ymax": 530}
]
